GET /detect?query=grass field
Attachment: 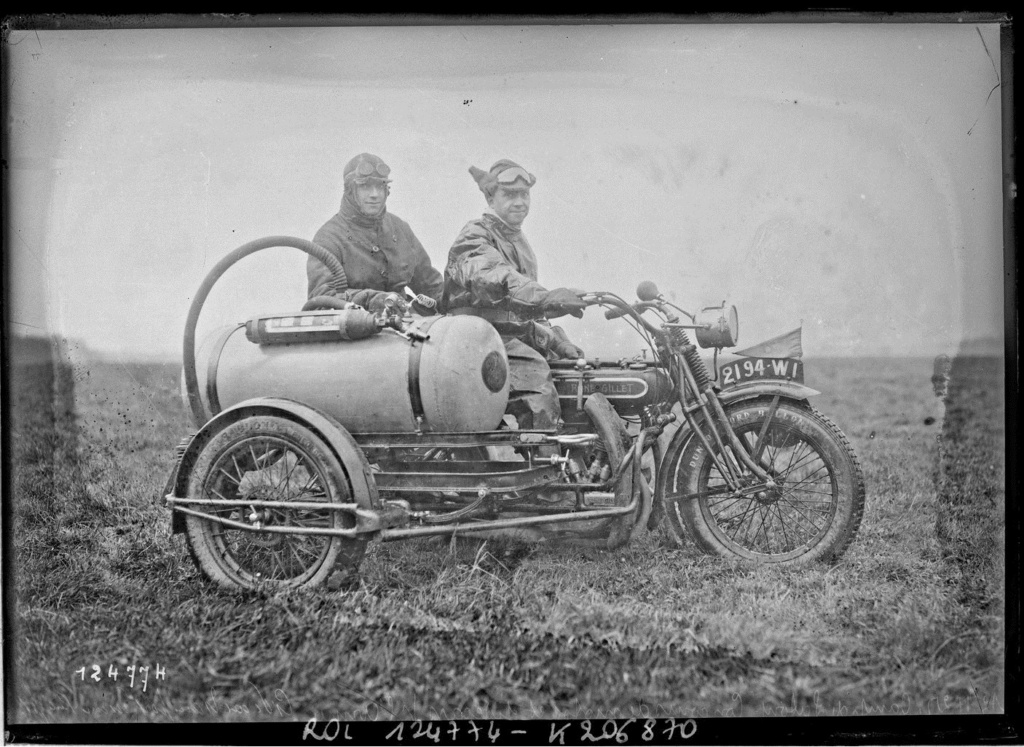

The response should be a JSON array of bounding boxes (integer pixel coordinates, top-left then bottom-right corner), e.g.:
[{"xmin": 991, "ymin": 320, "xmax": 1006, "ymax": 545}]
[{"xmin": 4, "ymin": 339, "xmax": 1005, "ymax": 727}]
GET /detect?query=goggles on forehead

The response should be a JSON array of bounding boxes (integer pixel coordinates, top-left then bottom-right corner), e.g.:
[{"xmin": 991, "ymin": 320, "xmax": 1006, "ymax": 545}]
[
  {"xmin": 356, "ymin": 160, "xmax": 390, "ymax": 178},
  {"xmin": 346, "ymin": 160, "xmax": 391, "ymax": 183},
  {"xmin": 494, "ymin": 166, "xmax": 535, "ymax": 186}
]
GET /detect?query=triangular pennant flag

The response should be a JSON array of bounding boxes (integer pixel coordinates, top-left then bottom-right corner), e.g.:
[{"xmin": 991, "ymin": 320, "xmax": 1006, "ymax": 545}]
[{"xmin": 734, "ymin": 327, "xmax": 803, "ymax": 359}]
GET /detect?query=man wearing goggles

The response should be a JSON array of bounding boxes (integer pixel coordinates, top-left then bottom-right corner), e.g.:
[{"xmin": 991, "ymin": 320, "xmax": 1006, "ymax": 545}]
[
  {"xmin": 307, "ymin": 152, "xmax": 443, "ymax": 315},
  {"xmin": 443, "ymin": 159, "xmax": 587, "ymax": 433}
]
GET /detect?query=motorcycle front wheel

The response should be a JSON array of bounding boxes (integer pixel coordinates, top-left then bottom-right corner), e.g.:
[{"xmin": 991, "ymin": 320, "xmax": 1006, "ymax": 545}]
[{"xmin": 662, "ymin": 399, "xmax": 864, "ymax": 566}]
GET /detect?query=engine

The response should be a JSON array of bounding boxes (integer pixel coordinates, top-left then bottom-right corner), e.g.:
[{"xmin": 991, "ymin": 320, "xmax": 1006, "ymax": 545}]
[{"xmin": 550, "ymin": 360, "xmax": 674, "ymax": 421}]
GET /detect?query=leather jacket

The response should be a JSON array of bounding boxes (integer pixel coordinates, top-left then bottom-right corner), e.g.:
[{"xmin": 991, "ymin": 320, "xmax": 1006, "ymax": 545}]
[{"xmin": 307, "ymin": 196, "xmax": 443, "ymax": 308}]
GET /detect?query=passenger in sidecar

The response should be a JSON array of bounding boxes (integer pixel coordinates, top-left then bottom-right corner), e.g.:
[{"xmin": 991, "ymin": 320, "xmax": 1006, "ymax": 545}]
[{"xmin": 306, "ymin": 152, "xmax": 444, "ymax": 316}]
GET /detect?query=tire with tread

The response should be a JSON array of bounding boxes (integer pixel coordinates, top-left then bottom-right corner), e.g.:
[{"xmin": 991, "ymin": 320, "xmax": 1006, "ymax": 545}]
[
  {"xmin": 184, "ymin": 416, "xmax": 365, "ymax": 590},
  {"xmin": 661, "ymin": 398, "xmax": 864, "ymax": 565}
]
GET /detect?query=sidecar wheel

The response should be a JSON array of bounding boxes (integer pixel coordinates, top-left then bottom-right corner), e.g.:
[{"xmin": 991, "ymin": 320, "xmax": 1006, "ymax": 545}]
[
  {"xmin": 184, "ymin": 416, "xmax": 366, "ymax": 591},
  {"xmin": 665, "ymin": 400, "xmax": 864, "ymax": 566}
]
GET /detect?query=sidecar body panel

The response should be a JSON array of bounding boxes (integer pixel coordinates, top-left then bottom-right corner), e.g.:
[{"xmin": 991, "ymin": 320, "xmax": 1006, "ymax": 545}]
[{"xmin": 166, "ymin": 397, "xmax": 379, "ymax": 534}]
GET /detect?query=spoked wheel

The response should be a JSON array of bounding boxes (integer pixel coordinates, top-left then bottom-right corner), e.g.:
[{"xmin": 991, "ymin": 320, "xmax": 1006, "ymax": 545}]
[
  {"xmin": 661, "ymin": 399, "xmax": 864, "ymax": 566},
  {"xmin": 184, "ymin": 416, "xmax": 366, "ymax": 591}
]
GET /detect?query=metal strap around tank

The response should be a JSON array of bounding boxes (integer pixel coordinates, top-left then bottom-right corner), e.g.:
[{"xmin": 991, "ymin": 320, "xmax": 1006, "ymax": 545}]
[
  {"xmin": 206, "ymin": 323, "xmax": 245, "ymax": 417},
  {"xmin": 406, "ymin": 315, "xmax": 442, "ymax": 426}
]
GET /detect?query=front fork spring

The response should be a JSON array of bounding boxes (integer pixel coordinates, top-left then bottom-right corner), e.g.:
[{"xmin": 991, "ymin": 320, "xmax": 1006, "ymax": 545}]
[{"xmin": 674, "ymin": 328, "xmax": 712, "ymax": 391}]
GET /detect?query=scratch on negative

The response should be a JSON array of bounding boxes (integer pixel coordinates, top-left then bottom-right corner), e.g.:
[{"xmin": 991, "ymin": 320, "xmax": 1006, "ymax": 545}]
[
  {"xmin": 966, "ymin": 29, "xmax": 1002, "ymax": 137},
  {"xmin": 976, "ymin": 27, "xmax": 999, "ymax": 83},
  {"xmin": 967, "ymin": 82, "xmax": 1001, "ymax": 136}
]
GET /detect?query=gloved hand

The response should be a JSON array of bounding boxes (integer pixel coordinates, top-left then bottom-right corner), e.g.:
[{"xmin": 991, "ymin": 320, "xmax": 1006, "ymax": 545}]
[
  {"xmin": 367, "ymin": 292, "xmax": 408, "ymax": 314},
  {"xmin": 547, "ymin": 324, "xmax": 585, "ymax": 360},
  {"xmin": 542, "ymin": 287, "xmax": 587, "ymax": 319},
  {"xmin": 409, "ymin": 293, "xmax": 439, "ymax": 316},
  {"xmin": 553, "ymin": 340, "xmax": 586, "ymax": 360}
]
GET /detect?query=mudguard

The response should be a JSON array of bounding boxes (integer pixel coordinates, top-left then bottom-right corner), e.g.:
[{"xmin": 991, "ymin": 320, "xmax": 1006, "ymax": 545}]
[
  {"xmin": 166, "ymin": 397, "xmax": 379, "ymax": 534},
  {"xmin": 716, "ymin": 380, "xmax": 820, "ymax": 406},
  {"xmin": 654, "ymin": 380, "xmax": 820, "ymax": 506}
]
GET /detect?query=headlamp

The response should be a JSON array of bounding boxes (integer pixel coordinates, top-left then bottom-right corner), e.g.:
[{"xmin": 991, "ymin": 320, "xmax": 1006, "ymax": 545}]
[{"xmin": 695, "ymin": 303, "xmax": 740, "ymax": 349}]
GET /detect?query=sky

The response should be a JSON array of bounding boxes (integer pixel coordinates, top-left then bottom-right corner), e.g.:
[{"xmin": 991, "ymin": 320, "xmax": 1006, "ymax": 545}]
[{"xmin": 5, "ymin": 18, "xmax": 1006, "ymax": 361}]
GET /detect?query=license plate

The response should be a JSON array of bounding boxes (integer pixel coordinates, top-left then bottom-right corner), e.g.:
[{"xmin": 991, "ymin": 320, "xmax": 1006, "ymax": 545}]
[{"xmin": 719, "ymin": 357, "xmax": 803, "ymax": 389}]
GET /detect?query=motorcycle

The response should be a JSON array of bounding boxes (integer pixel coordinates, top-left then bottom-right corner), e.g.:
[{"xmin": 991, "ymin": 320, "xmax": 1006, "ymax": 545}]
[{"xmin": 162, "ymin": 237, "xmax": 865, "ymax": 590}]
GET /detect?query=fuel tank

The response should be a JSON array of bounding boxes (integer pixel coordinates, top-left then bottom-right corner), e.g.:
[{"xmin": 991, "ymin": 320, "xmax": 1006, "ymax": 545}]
[
  {"xmin": 551, "ymin": 360, "xmax": 674, "ymax": 420},
  {"xmin": 185, "ymin": 314, "xmax": 510, "ymax": 433}
]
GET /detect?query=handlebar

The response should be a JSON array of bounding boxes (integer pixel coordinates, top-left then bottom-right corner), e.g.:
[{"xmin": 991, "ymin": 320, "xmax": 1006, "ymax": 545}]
[
  {"xmin": 602, "ymin": 299, "xmax": 660, "ymax": 320},
  {"xmin": 603, "ymin": 305, "xmax": 632, "ymax": 321},
  {"xmin": 581, "ymin": 292, "xmax": 666, "ymax": 338}
]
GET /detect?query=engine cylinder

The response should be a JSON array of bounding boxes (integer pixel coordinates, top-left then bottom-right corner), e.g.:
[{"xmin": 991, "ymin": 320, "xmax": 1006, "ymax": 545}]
[
  {"xmin": 184, "ymin": 314, "xmax": 510, "ymax": 433},
  {"xmin": 551, "ymin": 362, "xmax": 674, "ymax": 419}
]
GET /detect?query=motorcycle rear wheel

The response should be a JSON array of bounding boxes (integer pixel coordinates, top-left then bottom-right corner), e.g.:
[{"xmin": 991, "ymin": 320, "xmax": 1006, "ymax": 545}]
[
  {"xmin": 663, "ymin": 399, "xmax": 864, "ymax": 566},
  {"xmin": 184, "ymin": 416, "xmax": 366, "ymax": 591}
]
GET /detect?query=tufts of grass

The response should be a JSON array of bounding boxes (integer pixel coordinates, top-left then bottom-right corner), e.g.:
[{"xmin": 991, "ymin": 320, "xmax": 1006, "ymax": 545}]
[{"xmin": 4, "ymin": 351, "xmax": 1005, "ymax": 723}]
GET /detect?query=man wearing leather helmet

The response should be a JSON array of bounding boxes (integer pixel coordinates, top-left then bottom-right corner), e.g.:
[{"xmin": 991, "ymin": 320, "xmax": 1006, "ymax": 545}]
[
  {"xmin": 444, "ymin": 159, "xmax": 587, "ymax": 431},
  {"xmin": 307, "ymin": 153, "xmax": 444, "ymax": 315}
]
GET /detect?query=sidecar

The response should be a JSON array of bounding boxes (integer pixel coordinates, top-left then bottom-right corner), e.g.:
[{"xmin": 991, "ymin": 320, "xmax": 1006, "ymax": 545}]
[{"xmin": 163, "ymin": 304, "xmax": 667, "ymax": 591}]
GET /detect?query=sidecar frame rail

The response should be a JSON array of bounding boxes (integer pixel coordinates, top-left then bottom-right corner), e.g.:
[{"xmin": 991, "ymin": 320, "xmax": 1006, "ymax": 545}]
[
  {"xmin": 166, "ymin": 407, "xmax": 656, "ymax": 542},
  {"xmin": 373, "ymin": 461, "xmax": 563, "ymax": 494},
  {"xmin": 353, "ymin": 429, "xmax": 585, "ymax": 449},
  {"xmin": 168, "ymin": 496, "xmax": 364, "ymax": 512},
  {"xmin": 165, "ymin": 493, "xmax": 638, "ymax": 540},
  {"xmin": 379, "ymin": 489, "xmax": 640, "ymax": 540},
  {"xmin": 167, "ymin": 503, "xmax": 380, "ymax": 537}
]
